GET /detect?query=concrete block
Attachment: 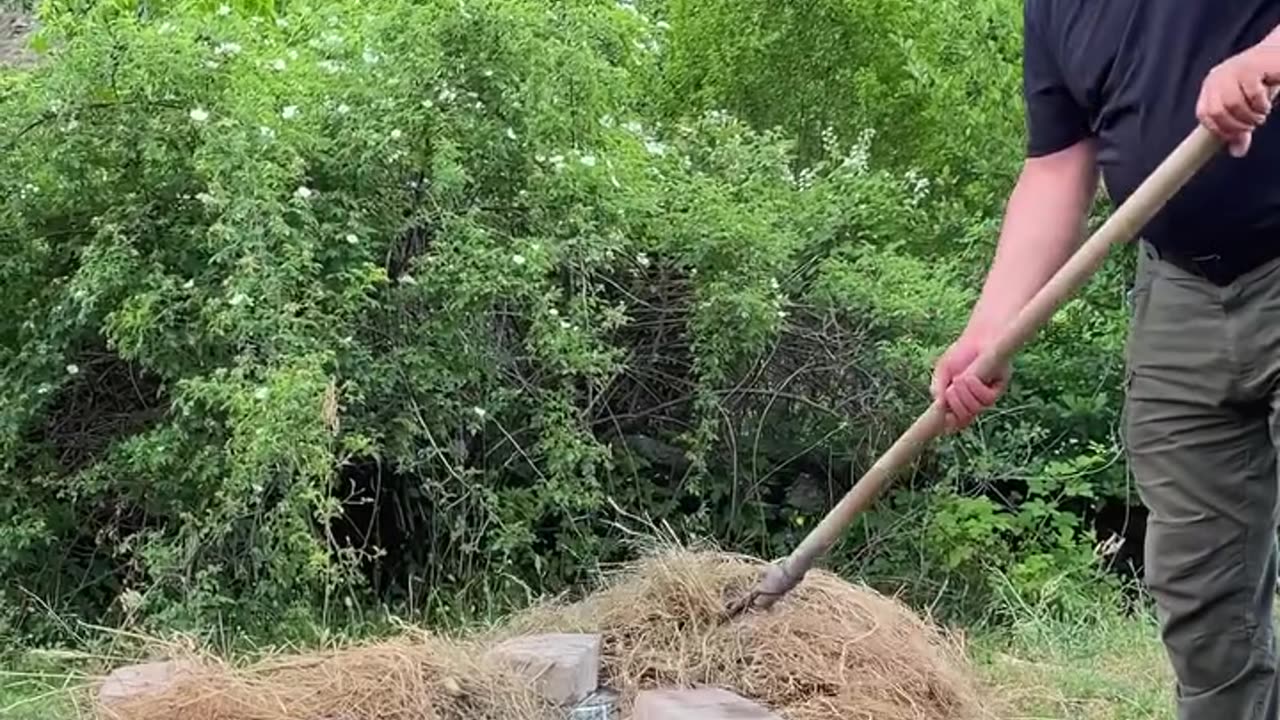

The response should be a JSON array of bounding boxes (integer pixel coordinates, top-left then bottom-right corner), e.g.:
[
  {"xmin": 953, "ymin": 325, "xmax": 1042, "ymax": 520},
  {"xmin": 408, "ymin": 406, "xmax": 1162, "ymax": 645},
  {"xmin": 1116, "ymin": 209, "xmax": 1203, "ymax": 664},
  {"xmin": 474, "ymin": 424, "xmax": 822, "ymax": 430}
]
[
  {"xmin": 633, "ymin": 687, "xmax": 782, "ymax": 720},
  {"xmin": 486, "ymin": 633, "xmax": 601, "ymax": 705},
  {"xmin": 97, "ymin": 660, "xmax": 193, "ymax": 706}
]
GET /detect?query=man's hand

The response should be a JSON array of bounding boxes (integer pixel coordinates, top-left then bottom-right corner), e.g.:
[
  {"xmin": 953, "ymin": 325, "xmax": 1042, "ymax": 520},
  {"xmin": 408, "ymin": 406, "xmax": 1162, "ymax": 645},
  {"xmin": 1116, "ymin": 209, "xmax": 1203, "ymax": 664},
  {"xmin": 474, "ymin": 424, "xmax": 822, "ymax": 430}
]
[
  {"xmin": 930, "ymin": 333, "xmax": 1011, "ymax": 433},
  {"xmin": 1197, "ymin": 43, "xmax": 1280, "ymax": 157}
]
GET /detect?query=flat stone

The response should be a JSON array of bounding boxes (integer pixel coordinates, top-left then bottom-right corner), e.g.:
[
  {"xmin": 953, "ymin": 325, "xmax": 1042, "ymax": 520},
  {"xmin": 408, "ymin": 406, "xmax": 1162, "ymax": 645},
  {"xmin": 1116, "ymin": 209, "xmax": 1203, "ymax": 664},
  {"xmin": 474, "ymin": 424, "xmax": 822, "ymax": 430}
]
[
  {"xmin": 633, "ymin": 688, "xmax": 782, "ymax": 720},
  {"xmin": 97, "ymin": 660, "xmax": 194, "ymax": 706},
  {"xmin": 486, "ymin": 633, "xmax": 601, "ymax": 705}
]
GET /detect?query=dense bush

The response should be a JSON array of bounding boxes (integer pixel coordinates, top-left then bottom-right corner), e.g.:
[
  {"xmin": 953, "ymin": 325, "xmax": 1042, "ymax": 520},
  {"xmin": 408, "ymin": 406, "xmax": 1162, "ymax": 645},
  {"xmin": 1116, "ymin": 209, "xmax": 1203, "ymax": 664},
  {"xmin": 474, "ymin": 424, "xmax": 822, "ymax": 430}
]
[
  {"xmin": 0, "ymin": 0, "xmax": 1135, "ymax": 645},
  {"xmin": 645, "ymin": 0, "xmax": 1025, "ymax": 213}
]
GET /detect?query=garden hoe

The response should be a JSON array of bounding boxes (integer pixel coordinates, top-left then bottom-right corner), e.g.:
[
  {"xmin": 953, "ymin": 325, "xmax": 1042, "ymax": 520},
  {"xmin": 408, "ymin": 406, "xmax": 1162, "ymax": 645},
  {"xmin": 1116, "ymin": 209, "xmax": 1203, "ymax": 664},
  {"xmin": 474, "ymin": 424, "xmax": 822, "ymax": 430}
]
[{"xmin": 725, "ymin": 119, "xmax": 1240, "ymax": 620}]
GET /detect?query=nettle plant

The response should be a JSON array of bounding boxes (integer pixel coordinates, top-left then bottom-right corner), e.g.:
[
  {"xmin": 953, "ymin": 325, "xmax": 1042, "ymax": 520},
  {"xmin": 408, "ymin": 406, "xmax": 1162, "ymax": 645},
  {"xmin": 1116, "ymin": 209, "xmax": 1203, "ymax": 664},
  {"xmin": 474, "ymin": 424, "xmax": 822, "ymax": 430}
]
[{"xmin": 0, "ymin": 0, "xmax": 932, "ymax": 636}]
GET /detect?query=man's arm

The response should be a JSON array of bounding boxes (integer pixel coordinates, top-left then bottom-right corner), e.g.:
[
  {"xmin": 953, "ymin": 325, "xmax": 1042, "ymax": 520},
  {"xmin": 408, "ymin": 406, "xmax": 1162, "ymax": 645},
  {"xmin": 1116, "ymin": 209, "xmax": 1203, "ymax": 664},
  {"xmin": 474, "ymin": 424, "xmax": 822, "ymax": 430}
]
[
  {"xmin": 931, "ymin": 138, "xmax": 1097, "ymax": 429},
  {"xmin": 964, "ymin": 139, "xmax": 1099, "ymax": 341}
]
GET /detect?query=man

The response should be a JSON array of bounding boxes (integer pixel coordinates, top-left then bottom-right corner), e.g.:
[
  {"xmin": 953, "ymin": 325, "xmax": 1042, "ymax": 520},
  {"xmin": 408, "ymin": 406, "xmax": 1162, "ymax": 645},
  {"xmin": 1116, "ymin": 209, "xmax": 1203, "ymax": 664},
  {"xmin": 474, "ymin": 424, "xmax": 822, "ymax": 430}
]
[{"xmin": 931, "ymin": 1, "xmax": 1280, "ymax": 717}]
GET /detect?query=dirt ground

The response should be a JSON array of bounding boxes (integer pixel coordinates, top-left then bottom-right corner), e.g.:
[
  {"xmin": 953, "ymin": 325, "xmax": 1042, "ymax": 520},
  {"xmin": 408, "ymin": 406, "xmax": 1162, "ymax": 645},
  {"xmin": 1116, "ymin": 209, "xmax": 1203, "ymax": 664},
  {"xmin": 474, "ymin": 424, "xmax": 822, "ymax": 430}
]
[{"xmin": 1, "ymin": 12, "xmax": 37, "ymax": 68}]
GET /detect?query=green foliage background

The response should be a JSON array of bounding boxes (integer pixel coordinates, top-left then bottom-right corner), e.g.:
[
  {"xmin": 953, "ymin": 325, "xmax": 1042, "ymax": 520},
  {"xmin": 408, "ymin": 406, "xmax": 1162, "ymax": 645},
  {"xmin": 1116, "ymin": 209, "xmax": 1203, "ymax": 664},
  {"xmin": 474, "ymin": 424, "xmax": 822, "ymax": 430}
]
[{"xmin": 0, "ymin": 0, "xmax": 1137, "ymax": 647}]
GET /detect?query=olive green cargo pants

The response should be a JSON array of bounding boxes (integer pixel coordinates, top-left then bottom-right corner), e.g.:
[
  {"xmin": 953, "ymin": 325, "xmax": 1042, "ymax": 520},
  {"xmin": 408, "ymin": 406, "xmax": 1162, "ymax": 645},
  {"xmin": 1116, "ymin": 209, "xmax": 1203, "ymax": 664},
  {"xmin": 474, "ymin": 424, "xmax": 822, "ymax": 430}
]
[{"xmin": 1125, "ymin": 241, "xmax": 1280, "ymax": 719}]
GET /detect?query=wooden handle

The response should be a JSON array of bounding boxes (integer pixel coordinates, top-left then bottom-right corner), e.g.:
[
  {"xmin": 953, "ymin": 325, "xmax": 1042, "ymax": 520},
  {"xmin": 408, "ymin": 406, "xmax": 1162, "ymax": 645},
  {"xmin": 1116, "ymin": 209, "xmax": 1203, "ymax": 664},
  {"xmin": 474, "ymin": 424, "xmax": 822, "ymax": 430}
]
[{"xmin": 736, "ymin": 123, "xmax": 1224, "ymax": 613}]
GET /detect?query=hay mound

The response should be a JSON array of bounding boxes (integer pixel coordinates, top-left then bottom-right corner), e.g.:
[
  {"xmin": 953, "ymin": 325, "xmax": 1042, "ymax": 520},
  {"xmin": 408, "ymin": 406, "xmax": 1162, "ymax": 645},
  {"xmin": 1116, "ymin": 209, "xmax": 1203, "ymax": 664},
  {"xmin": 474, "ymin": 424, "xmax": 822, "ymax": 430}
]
[
  {"xmin": 95, "ymin": 549, "xmax": 984, "ymax": 720},
  {"xmin": 507, "ymin": 548, "xmax": 983, "ymax": 720}
]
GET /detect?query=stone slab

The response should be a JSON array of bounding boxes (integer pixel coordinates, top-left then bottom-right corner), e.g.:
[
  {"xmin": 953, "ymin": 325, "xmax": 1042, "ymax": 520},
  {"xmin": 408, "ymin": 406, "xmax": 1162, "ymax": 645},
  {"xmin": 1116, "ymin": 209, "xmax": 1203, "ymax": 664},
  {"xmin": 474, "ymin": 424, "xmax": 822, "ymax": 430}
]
[
  {"xmin": 97, "ymin": 660, "xmax": 194, "ymax": 706},
  {"xmin": 633, "ymin": 687, "xmax": 782, "ymax": 720},
  {"xmin": 486, "ymin": 633, "xmax": 601, "ymax": 705}
]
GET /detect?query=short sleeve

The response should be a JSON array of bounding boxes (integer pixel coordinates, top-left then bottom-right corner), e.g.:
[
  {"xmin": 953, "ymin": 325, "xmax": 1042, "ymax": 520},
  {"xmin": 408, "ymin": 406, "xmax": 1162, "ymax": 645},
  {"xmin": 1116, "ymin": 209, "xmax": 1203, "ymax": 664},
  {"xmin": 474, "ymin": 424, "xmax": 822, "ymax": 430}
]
[{"xmin": 1022, "ymin": 2, "xmax": 1092, "ymax": 157}]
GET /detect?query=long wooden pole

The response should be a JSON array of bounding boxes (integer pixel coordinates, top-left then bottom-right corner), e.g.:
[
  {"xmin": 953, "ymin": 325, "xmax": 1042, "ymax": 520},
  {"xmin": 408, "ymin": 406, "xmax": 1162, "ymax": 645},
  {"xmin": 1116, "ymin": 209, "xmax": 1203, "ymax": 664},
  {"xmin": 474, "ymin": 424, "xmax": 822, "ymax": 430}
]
[{"xmin": 726, "ymin": 122, "xmax": 1225, "ymax": 617}]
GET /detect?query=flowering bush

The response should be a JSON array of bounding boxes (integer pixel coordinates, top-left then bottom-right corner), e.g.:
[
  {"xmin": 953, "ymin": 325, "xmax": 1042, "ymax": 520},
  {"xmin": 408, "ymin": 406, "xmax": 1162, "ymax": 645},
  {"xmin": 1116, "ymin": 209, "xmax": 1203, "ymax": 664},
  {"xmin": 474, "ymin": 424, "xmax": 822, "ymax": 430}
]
[{"xmin": 1, "ymin": 0, "xmax": 974, "ymax": 639}]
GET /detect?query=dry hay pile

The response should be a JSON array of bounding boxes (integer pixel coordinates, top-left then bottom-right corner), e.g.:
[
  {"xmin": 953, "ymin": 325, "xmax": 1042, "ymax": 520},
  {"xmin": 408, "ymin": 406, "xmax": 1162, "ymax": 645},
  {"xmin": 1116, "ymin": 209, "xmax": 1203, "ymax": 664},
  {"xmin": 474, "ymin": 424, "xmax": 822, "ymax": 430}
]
[
  {"xmin": 95, "ymin": 635, "xmax": 560, "ymax": 720},
  {"xmin": 95, "ymin": 549, "xmax": 985, "ymax": 720}
]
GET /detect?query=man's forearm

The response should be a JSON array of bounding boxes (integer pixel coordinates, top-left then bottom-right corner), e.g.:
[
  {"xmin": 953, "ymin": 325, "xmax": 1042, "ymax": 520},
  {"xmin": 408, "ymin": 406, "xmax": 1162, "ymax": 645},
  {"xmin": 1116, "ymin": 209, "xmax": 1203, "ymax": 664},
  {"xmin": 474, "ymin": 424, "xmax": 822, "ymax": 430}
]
[{"xmin": 965, "ymin": 141, "xmax": 1099, "ymax": 340}]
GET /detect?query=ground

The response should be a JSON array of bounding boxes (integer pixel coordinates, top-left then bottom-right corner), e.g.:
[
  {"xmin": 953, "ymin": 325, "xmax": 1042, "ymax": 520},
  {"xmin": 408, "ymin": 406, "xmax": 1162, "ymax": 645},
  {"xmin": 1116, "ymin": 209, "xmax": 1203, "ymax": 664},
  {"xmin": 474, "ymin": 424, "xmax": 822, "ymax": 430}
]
[
  {"xmin": 1, "ymin": 612, "xmax": 1174, "ymax": 720},
  {"xmin": 977, "ymin": 611, "xmax": 1173, "ymax": 720}
]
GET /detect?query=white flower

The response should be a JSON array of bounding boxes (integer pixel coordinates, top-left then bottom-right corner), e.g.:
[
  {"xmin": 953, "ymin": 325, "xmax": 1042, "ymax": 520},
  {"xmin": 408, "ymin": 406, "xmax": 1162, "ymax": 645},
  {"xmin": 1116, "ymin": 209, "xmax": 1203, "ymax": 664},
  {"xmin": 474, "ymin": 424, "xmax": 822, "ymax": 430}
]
[
  {"xmin": 483, "ymin": 69, "xmax": 493, "ymax": 77},
  {"xmin": 636, "ymin": 253, "xmax": 651, "ymax": 268},
  {"xmin": 505, "ymin": 127, "xmax": 517, "ymax": 140},
  {"xmin": 362, "ymin": 48, "xmax": 380, "ymax": 64},
  {"xmin": 437, "ymin": 87, "xmax": 456, "ymax": 103},
  {"xmin": 183, "ymin": 279, "xmax": 195, "ymax": 289},
  {"xmin": 599, "ymin": 114, "xmax": 615, "ymax": 128},
  {"xmin": 270, "ymin": 58, "xmax": 286, "ymax": 71},
  {"xmin": 294, "ymin": 186, "xmax": 313, "ymax": 199},
  {"xmin": 229, "ymin": 292, "xmax": 248, "ymax": 306},
  {"xmin": 282, "ymin": 105, "xmax": 299, "ymax": 120},
  {"xmin": 214, "ymin": 41, "xmax": 241, "ymax": 55},
  {"xmin": 644, "ymin": 139, "xmax": 667, "ymax": 155},
  {"xmin": 254, "ymin": 387, "xmax": 270, "ymax": 400},
  {"xmin": 390, "ymin": 129, "xmax": 402, "ymax": 140},
  {"xmin": 65, "ymin": 364, "xmax": 79, "ymax": 376},
  {"xmin": 205, "ymin": 60, "xmax": 220, "ymax": 69},
  {"xmin": 512, "ymin": 254, "xmax": 526, "ymax": 266},
  {"xmin": 560, "ymin": 319, "xmax": 571, "ymax": 330},
  {"xmin": 472, "ymin": 406, "xmax": 487, "ymax": 419},
  {"xmin": 259, "ymin": 125, "xmax": 275, "ymax": 139},
  {"xmin": 189, "ymin": 107, "xmax": 210, "ymax": 123},
  {"xmin": 548, "ymin": 308, "xmax": 559, "ymax": 317},
  {"xmin": 422, "ymin": 99, "xmax": 434, "ymax": 108},
  {"xmin": 345, "ymin": 233, "xmax": 359, "ymax": 244},
  {"xmin": 624, "ymin": 120, "xmax": 643, "ymax": 134},
  {"xmin": 217, "ymin": 4, "xmax": 231, "ymax": 15},
  {"xmin": 275, "ymin": 17, "xmax": 289, "ymax": 28},
  {"xmin": 336, "ymin": 103, "xmax": 351, "ymax": 115},
  {"xmin": 579, "ymin": 154, "xmax": 597, "ymax": 167},
  {"xmin": 195, "ymin": 192, "xmax": 216, "ymax": 205}
]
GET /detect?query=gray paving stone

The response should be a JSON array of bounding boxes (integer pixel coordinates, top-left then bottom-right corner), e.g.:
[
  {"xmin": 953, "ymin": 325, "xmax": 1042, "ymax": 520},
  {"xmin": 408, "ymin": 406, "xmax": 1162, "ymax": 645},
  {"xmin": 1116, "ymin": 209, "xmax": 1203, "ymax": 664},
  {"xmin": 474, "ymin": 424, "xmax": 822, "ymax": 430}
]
[
  {"xmin": 633, "ymin": 687, "xmax": 782, "ymax": 720},
  {"xmin": 486, "ymin": 633, "xmax": 601, "ymax": 705},
  {"xmin": 97, "ymin": 660, "xmax": 194, "ymax": 706}
]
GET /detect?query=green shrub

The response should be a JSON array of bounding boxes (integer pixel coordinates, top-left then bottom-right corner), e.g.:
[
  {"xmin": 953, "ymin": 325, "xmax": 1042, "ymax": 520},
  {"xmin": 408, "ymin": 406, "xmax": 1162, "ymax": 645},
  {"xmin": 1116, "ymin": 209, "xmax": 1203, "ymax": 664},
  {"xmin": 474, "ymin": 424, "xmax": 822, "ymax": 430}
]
[
  {"xmin": 0, "ymin": 0, "xmax": 1137, "ymax": 644},
  {"xmin": 646, "ymin": 0, "xmax": 1025, "ymax": 212},
  {"xmin": 0, "ymin": 0, "xmax": 971, "ymax": 640}
]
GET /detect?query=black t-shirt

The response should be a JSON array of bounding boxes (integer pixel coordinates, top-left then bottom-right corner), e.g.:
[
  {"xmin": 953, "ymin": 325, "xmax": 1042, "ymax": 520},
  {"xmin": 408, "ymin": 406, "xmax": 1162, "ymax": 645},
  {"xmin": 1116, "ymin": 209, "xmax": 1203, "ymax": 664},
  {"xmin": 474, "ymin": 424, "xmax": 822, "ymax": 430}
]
[{"xmin": 1024, "ymin": 0, "xmax": 1280, "ymax": 262}]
